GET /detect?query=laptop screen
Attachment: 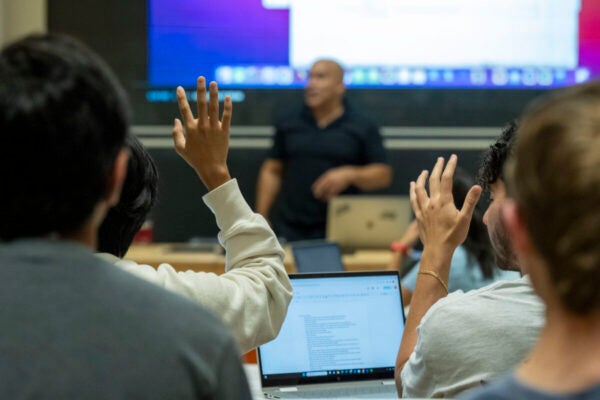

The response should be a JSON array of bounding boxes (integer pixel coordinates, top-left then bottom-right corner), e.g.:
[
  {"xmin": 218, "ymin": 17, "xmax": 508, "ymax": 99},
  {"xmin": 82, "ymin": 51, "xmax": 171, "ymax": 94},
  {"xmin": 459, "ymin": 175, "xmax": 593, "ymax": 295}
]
[
  {"xmin": 258, "ymin": 271, "xmax": 405, "ymax": 387},
  {"xmin": 291, "ymin": 241, "xmax": 345, "ymax": 273}
]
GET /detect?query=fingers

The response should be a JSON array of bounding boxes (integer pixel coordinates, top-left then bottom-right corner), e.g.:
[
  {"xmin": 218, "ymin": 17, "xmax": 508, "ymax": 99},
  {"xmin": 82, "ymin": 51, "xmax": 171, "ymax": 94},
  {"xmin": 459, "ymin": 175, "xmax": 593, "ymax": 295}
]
[
  {"xmin": 311, "ymin": 177, "xmax": 326, "ymax": 199},
  {"xmin": 172, "ymin": 118, "xmax": 185, "ymax": 153},
  {"xmin": 409, "ymin": 181, "xmax": 422, "ymax": 218},
  {"xmin": 428, "ymin": 157, "xmax": 444, "ymax": 197},
  {"xmin": 176, "ymin": 86, "xmax": 194, "ymax": 126},
  {"xmin": 196, "ymin": 76, "xmax": 208, "ymax": 126},
  {"xmin": 440, "ymin": 154, "xmax": 457, "ymax": 196},
  {"xmin": 221, "ymin": 96, "xmax": 232, "ymax": 132},
  {"xmin": 312, "ymin": 175, "xmax": 338, "ymax": 201},
  {"xmin": 208, "ymin": 81, "xmax": 219, "ymax": 128},
  {"xmin": 414, "ymin": 170, "xmax": 429, "ymax": 209},
  {"xmin": 460, "ymin": 185, "xmax": 482, "ymax": 218}
]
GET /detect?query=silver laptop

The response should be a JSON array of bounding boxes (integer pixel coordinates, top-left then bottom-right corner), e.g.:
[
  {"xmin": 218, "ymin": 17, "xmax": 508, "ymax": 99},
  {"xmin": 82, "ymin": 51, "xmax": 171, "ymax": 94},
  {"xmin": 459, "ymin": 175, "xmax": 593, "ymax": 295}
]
[
  {"xmin": 258, "ymin": 271, "xmax": 404, "ymax": 399},
  {"xmin": 326, "ymin": 196, "xmax": 411, "ymax": 251}
]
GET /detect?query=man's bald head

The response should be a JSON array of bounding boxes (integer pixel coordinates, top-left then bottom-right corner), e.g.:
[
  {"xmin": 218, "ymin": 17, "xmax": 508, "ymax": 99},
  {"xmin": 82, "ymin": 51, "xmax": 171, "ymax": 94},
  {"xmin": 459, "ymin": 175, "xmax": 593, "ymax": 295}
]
[
  {"xmin": 304, "ymin": 59, "xmax": 346, "ymax": 111},
  {"xmin": 311, "ymin": 59, "xmax": 344, "ymax": 83}
]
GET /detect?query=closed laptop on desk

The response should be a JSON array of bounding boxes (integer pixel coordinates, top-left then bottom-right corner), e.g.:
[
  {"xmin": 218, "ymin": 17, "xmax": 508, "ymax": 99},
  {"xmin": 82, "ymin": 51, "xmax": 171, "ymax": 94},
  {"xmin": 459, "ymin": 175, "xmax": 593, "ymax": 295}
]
[
  {"xmin": 327, "ymin": 196, "xmax": 411, "ymax": 251},
  {"xmin": 258, "ymin": 271, "xmax": 404, "ymax": 399}
]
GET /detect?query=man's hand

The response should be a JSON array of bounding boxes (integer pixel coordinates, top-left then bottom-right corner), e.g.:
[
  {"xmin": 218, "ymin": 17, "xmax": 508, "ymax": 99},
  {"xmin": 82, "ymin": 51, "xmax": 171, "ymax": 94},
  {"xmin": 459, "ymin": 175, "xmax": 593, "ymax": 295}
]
[
  {"xmin": 173, "ymin": 76, "xmax": 232, "ymax": 191},
  {"xmin": 410, "ymin": 155, "xmax": 482, "ymax": 260},
  {"xmin": 311, "ymin": 166, "xmax": 354, "ymax": 201}
]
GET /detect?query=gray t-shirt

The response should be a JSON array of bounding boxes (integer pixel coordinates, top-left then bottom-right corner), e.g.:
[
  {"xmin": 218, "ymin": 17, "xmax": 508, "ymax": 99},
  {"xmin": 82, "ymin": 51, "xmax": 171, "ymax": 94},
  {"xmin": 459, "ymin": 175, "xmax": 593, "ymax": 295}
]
[
  {"xmin": 459, "ymin": 374, "xmax": 600, "ymax": 400},
  {"xmin": 0, "ymin": 239, "xmax": 251, "ymax": 399},
  {"xmin": 401, "ymin": 275, "xmax": 545, "ymax": 398}
]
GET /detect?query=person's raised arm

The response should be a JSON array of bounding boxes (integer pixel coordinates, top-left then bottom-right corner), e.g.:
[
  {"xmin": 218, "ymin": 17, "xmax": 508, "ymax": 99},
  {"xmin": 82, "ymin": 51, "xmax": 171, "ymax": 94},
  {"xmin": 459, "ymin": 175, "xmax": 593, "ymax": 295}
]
[
  {"xmin": 312, "ymin": 163, "xmax": 392, "ymax": 202},
  {"xmin": 256, "ymin": 158, "xmax": 283, "ymax": 221},
  {"xmin": 388, "ymin": 220, "xmax": 421, "ymax": 306},
  {"xmin": 394, "ymin": 155, "xmax": 481, "ymax": 395},
  {"xmin": 388, "ymin": 220, "xmax": 420, "ymax": 271},
  {"xmin": 168, "ymin": 77, "xmax": 292, "ymax": 353}
]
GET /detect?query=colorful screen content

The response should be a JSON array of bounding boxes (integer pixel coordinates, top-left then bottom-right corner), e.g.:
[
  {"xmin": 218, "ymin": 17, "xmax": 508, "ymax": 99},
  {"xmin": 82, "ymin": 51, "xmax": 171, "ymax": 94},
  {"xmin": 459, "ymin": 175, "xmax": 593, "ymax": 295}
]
[{"xmin": 149, "ymin": 0, "xmax": 600, "ymax": 90}]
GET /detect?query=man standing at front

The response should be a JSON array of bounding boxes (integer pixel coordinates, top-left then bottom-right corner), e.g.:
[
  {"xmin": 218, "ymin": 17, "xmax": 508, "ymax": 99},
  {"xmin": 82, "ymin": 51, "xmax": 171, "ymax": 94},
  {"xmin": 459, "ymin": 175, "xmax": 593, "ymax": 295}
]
[{"xmin": 256, "ymin": 59, "xmax": 392, "ymax": 241}]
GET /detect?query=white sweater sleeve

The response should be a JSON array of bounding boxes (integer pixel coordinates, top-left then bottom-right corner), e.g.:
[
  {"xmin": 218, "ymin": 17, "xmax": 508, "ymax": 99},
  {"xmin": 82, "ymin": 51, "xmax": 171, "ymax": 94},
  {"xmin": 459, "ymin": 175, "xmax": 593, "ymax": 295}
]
[{"xmin": 113, "ymin": 179, "xmax": 293, "ymax": 354}]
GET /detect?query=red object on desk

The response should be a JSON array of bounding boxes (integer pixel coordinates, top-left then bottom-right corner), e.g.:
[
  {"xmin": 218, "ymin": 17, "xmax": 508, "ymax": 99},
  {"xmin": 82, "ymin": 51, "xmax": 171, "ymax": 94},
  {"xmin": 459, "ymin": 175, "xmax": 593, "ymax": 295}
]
[{"xmin": 242, "ymin": 349, "xmax": 257, "ymax": 363}]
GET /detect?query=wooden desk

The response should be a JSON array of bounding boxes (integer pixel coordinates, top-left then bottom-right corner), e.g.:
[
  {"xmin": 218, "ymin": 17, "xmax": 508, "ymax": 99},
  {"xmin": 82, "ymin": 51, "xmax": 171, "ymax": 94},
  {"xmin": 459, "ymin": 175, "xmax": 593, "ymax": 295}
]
[{"xmin": 125, "ymin": 243, "xmax": 393, "ymax": 274}]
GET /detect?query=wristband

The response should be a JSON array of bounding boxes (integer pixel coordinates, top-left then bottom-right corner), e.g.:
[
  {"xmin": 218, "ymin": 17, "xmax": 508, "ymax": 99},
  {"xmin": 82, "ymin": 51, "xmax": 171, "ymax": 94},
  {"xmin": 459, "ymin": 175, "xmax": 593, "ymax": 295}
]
[
  {"xmin": 390, "ymin": 241, "xmax": 409, "ymax": 256},
  {"xmin": 418, "ymin": 270, "xmax": 449, "ymax": 294}
]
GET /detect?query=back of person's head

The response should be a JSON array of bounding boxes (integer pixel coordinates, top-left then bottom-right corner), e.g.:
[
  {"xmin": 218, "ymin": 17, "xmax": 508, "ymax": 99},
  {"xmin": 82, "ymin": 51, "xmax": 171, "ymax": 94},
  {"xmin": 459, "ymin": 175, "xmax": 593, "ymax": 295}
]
[
  {"xmin": 452, "ymin": 168, "xmax": 495, "ymax": 279},
  {"xmin": 506, "ymin": 82, "xmax": 600, "ymax": 314},
  {"xmin": 478, "ymin": 120, "xmax": 519, "ymax": 190},
  {"xmin": 0, "ymin": 34, "xmax": 129, "ymax": 241},
  {"xmin": 98, "ymin": 135, "xmax": 158, "ymax": 257},
  {"xmin": 506, "ymin": 81, "xmax": 600, "ymax": 315}
]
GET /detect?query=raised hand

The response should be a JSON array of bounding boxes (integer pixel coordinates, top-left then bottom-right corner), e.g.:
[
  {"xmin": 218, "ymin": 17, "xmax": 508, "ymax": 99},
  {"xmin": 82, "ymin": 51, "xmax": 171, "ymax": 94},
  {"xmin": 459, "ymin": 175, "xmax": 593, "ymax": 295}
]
[
  {"xmin": 410, "ymin": 155, "xmax": 482, "ymax": 255},
  {"xmin": 173, "ymin": 76, "xmax": 232, "ymax": 191}
]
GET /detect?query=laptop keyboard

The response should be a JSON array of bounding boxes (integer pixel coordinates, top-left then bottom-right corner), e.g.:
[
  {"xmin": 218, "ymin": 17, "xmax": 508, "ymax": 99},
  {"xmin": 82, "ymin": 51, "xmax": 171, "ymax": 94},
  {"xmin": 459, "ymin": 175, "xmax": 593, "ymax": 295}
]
[{"xmin": 275, "ymin": 384, "xmax": 397, "ymax": 398}]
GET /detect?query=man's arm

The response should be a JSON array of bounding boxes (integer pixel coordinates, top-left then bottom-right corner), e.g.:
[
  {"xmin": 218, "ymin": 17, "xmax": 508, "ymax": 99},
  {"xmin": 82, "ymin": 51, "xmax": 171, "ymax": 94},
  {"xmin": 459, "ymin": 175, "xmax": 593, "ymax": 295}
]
[
  {"xmin": 256, "ymin": 158, "xmax": 283, "ymax": 220},
  {"xmin": 395, "ymin": 155, "xmax": 481, "ymax": 395},
  {"xmin": 312, "ymin": 163, "xmax": 392, "ymax": 201}
]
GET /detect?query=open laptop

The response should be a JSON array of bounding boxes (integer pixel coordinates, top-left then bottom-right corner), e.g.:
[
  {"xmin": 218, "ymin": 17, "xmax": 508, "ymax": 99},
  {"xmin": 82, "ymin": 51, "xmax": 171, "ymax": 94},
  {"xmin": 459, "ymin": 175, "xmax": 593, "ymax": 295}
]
[
  {"xmin": 258, "ymin": 271, "xmax": 404, "ymax": 399},
  {"xmin": 291, "ymin": 240, "xmax": 345, "ymax": 273},
  {"xmin": 326, "ymin": 196, "xmax": 411, "ymax": 252}
]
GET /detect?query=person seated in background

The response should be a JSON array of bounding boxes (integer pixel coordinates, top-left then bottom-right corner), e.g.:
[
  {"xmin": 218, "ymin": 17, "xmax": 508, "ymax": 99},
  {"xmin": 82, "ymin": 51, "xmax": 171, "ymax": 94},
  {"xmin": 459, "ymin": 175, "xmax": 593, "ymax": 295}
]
[
  {"xmin": 256, "ymin": 59, "xmax": 392, "ymax": 241},
  {"xmin": 389, "ymin": 167, "xmax": 519, "ymax": 306},
  {"xmin": 0, "ymin": 33, "xmax": 249, "ymax": 398},
  {"xmin": 97, "ymin": 133, "xmax": 293, "ymax": 354},
  {"xmin": 395, "ymin": 121, "xmax": 545, "ymax": 398},
  {"xmin": 461, "ymin": 81, "xmax": 600, "ymax": 400}
]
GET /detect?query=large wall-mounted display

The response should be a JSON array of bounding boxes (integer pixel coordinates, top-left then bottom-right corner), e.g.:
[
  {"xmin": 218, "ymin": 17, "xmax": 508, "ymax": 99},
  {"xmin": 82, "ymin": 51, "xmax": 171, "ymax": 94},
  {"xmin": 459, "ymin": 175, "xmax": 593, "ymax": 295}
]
[
  {"xmin": 49, "ymin": 0, "xmax": 600, "ymax": 126},
  {"xmin": 150, "ymin": 0, "xmax": 598, "ymax": 90}
]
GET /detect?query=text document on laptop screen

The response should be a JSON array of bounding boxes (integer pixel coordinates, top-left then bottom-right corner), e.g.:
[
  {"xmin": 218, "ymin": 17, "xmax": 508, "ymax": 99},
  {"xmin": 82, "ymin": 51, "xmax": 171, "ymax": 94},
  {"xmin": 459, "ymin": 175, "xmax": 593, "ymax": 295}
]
[{"xmin": 259, "ymin": 274, "xmax": 404, "ymax": 378}]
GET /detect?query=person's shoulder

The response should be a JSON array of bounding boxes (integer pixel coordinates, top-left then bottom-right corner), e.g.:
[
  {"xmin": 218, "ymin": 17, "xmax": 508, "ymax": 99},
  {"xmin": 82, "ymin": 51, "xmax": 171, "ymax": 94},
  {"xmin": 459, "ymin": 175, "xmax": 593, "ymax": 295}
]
[
  {"xmin": 421, "ymin": 276, "xmax": 538, "ymax": 328},
  {"xmin": 93, "ymin": 256, "xmax": 233, "ymax": 341},
  {"xmin": 459, "ymin": 375, "xmax": 521, "ymax": 400},
  {"xmin": 460, "ymin": 375, "xmax": 600, "ymax": 400}
]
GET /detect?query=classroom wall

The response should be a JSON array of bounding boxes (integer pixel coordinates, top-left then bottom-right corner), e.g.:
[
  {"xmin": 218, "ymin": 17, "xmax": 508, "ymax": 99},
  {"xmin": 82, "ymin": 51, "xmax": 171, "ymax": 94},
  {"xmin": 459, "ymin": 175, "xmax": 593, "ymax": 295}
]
[
  {"xmin": 0, "ymin": 0, "xmax": 47, "ymax": 46},
  {"xmin": 137, "ymin": 126, "xmax": 495, "ymax": 241}
]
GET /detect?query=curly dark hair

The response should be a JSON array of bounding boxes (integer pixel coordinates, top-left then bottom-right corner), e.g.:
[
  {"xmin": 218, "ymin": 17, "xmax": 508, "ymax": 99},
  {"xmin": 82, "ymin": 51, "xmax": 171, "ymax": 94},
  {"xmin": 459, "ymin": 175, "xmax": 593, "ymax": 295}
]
[
  {"xmin": 452, "ymin": 168, "xmax": 495, "ymax": 279},
  {"xmin": 477, "ymin": 120, "xmax": 519, "ymax": 190}
]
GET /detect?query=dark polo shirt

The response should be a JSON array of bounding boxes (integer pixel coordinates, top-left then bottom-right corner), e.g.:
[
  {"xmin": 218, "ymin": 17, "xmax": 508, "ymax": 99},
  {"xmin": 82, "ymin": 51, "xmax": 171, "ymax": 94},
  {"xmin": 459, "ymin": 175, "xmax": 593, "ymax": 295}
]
[{"xmin": 268, "ymin": 103, "xmax": 388, "ymax": 241}]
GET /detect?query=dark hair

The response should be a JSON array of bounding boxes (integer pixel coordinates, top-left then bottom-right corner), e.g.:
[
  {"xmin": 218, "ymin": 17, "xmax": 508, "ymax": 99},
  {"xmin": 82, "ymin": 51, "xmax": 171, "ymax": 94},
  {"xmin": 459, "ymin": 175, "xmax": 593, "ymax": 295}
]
[
  {"xmin": 477, "ymin": 120, "xmax": 518, "ymax": 190},
  {"xmin": 0, "ymin": 34, "xmax": 129, "ymax": 240},
  {"xmin": 98, "ymin": 135, "xmax": 158, "ymax": 257},
  {"xmin": 453, "ymin": 168, "xmax": 495, "ymax": 279}
]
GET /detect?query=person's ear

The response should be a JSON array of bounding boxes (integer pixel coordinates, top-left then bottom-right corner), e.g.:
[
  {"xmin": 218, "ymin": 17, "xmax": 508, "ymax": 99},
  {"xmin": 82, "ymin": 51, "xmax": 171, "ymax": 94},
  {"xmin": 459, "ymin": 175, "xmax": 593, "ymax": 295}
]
[
  {"xmin": 105, "ymin": 148, "xmax": 129, "ymax": 206},
  {"xmin": 337, "ymin": 81, "xmax": 346, "ymax": 96},
  {"xmin": 502, "ymin": 199, "xmax": 532, "ymax": 257}
]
